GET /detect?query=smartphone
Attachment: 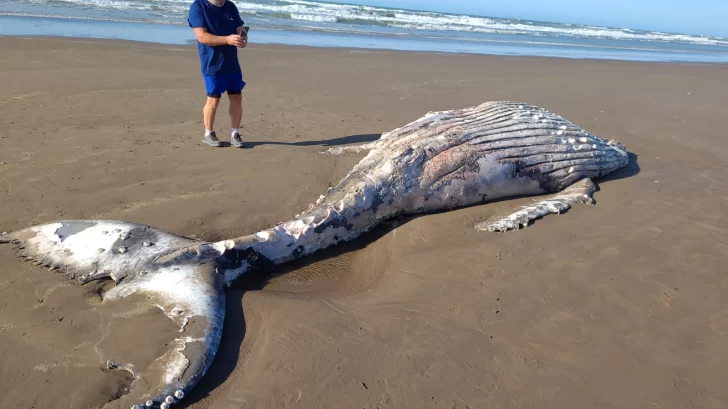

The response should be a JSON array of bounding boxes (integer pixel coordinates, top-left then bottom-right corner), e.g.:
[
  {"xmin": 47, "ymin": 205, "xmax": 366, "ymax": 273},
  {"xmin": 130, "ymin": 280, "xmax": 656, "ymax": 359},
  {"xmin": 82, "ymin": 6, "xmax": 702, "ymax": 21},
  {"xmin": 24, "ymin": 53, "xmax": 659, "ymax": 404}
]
[{"xmin": 240, "ymin": 25, "xmax": 250, "ymax": 38}]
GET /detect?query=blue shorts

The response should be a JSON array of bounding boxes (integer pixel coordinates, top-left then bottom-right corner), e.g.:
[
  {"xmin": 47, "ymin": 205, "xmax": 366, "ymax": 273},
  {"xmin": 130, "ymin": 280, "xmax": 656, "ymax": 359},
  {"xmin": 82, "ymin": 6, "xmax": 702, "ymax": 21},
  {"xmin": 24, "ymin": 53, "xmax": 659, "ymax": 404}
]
[{"xmin": 203, "ymin": 73, "xmax": 246, "ymax": 98}]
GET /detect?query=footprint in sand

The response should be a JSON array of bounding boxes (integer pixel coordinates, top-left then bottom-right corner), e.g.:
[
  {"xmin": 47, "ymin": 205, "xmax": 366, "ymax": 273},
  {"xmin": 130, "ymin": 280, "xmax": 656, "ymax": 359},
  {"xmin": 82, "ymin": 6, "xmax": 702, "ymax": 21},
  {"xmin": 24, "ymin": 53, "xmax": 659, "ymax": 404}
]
[{"xmin": 0, "ymin": 322, "xmax": 17, "ymax": 331}]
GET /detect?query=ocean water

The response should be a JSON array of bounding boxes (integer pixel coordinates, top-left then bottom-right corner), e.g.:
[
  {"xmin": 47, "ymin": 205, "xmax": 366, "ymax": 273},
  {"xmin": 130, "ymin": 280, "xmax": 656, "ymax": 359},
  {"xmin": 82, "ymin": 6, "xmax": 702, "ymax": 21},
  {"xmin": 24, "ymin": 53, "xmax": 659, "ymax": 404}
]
[{"xmin": 1, "ymin": 0, "xmax": 728, "ymax": 63}]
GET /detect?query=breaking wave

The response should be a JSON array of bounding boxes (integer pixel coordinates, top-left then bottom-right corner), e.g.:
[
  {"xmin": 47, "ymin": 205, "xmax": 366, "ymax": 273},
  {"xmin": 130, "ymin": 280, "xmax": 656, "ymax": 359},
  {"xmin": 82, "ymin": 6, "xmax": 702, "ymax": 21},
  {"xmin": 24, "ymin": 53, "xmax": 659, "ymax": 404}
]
[{"xmin": 6, "ymin": 0, "xmax": 728, "ymax": 47}]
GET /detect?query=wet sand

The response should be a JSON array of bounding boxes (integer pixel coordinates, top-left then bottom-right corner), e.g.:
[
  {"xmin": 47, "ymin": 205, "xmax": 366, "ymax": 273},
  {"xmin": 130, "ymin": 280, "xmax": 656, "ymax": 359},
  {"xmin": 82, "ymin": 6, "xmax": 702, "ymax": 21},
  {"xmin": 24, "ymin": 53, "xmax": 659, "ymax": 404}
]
[{"xmin": 1, "ymin": 36, "xmax": 727, "ymax": 409}]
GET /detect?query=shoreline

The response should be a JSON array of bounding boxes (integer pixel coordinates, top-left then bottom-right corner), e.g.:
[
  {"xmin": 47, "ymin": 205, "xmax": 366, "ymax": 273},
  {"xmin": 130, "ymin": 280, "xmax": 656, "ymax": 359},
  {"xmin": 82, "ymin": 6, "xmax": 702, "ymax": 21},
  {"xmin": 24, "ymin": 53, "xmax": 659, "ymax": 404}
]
[
  {"xmin": 2, "ymin": 14, "xmax": 728, "ymax": 64},
  {"xmin": 3, "ymin": 33, "xmax": 728, "ymax": 69}
]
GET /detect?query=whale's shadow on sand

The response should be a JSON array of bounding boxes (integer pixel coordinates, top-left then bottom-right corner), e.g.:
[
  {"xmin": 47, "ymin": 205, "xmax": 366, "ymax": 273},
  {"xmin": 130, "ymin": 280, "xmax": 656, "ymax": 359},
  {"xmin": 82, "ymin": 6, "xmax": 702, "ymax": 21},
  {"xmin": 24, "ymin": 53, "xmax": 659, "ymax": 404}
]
[
  {"xmin": 599, "ymin": 152, "xmax": 641, "ymax": 183},
  {"xmin": 180, "ymin": 217, "xmax": 401, "ymax": 407},
  {"xmin": 179, "ymin": 147, "xmax": 640, "ymax": 408}
]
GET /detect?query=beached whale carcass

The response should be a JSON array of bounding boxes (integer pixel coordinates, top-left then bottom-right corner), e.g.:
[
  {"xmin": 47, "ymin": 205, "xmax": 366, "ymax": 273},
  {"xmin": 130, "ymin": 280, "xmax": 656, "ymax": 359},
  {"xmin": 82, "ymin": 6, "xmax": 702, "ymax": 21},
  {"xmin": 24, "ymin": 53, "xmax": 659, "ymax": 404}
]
[{"xmin": 0, "ymin": 101, "xmax": 629, "ymax": 409}]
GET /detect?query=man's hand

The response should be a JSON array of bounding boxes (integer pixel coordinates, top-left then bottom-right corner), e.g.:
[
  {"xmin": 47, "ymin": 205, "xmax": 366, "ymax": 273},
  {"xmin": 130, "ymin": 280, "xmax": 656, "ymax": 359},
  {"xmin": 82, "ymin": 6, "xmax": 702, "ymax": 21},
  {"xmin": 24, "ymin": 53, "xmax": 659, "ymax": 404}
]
[{"xmin": 226, "ymin": 34, "xmax": 247, "ymax": 48}]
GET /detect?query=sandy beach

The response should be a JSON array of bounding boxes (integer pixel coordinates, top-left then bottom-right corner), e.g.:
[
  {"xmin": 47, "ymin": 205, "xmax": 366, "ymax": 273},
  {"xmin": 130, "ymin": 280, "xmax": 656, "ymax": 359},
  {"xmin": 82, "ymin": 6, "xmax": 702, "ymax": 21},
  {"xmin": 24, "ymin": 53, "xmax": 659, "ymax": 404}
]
[{"xmin": 1, "ymin": 36, "xmax": 727, "ymax": 409}]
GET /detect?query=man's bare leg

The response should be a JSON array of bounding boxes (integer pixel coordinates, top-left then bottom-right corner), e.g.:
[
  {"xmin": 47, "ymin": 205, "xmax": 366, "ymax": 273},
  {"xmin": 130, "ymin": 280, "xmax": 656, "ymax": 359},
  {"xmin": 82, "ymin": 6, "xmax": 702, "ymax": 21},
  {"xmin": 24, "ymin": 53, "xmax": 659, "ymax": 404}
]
[
  {"xmin": 229, "ymin": 93, "xmax": 242, "ymax": 129},
  {"xmin": 202, "ymin": 96, "xmax": 222, "ymax": 147},
  {"xmin": 229, "ymin": 93, "xmax": 244, "ymax": 148}
]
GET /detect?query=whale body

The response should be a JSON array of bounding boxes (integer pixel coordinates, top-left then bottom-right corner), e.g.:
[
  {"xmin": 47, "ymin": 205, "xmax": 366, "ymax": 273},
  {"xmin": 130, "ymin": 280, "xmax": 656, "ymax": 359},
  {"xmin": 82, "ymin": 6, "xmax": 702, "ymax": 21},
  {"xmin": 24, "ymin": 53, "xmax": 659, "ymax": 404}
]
[{"xmin": 0, "ymin": 101, "xmax": 629, "ymax": 409}]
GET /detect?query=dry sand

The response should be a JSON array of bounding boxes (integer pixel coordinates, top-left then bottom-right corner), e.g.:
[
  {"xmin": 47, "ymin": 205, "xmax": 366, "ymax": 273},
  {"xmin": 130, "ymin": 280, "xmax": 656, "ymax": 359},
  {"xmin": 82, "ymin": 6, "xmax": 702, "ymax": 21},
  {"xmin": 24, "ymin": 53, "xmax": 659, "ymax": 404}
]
[{"xmin": 0, "ymin": 36, "xmax": 727, "ymax": 409}]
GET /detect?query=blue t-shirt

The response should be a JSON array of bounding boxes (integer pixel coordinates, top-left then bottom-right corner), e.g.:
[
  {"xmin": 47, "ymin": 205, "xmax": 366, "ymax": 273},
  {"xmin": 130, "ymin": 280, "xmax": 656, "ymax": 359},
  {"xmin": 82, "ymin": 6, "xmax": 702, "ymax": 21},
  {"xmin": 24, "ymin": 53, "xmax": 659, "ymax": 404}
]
[{"xmin": 187, "ymin": 0, "xmax": 244, "ymax": 76}]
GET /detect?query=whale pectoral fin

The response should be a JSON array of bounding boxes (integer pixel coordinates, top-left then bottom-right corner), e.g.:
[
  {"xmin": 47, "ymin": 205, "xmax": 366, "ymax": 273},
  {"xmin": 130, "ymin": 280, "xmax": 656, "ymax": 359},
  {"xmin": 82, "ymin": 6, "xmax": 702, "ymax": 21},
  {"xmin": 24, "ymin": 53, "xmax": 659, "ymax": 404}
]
[
  {"xmin": 102, "ymin": 262, "xmax": 226, "ymax": 409},
  {"xmin": 320, "ymin": 141, "xmax": 380, "ymax": 156},
  {"xmin": 475, "ymin": 178, "xmax": 597, "ymax": 232}
]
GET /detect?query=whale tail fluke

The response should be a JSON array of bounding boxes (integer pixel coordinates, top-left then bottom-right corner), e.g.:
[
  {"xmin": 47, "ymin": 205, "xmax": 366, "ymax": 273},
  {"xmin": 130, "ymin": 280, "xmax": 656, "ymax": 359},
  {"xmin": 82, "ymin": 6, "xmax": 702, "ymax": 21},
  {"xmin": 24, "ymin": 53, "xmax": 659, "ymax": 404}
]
[
  {"xmin": 100, "ymin": 261, "xmax": 226, "ymax": 409},
  {"xmin": 475, "ymin": 178, "xmax": 597, "ymax": 232},
  {"xmin": 1, "ymin": 220, "xmax": 201, "ymax": 282},
  {"xmin": 1, "ymin": 220, "xmax": 227, "ymax": 409}
]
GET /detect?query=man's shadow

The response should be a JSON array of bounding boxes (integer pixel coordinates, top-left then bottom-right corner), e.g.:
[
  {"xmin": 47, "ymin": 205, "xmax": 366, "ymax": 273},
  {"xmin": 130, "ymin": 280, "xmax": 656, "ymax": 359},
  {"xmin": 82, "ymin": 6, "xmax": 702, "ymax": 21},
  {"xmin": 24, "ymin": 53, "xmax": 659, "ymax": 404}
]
[
  {"xmin": 177, "ymin": 147, "xmax": 641, "ymax": 408},
  {"xmin": 241, "ymin": 133, "xmax": 382, "ymax": 149}
]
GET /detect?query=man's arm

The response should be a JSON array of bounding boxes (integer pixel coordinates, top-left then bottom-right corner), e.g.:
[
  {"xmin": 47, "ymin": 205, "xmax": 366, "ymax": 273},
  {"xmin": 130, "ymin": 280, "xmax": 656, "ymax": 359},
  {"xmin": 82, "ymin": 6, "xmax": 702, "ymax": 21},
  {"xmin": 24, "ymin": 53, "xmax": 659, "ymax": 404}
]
[
  {"xmin": 188, "ymin": 1, "xmax": 244, "ymax": 47},
  {"xmin": 192, "ymin": 27, "xmax": 244, "ymax": 47}
]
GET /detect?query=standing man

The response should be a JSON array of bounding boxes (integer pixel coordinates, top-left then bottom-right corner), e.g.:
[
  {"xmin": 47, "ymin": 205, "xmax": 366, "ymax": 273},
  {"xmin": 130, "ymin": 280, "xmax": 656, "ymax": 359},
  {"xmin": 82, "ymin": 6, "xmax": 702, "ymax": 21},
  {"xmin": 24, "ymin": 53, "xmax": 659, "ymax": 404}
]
[{"xmin": 188, "ymin": 0, "xmax": 247, "ymax": 148}]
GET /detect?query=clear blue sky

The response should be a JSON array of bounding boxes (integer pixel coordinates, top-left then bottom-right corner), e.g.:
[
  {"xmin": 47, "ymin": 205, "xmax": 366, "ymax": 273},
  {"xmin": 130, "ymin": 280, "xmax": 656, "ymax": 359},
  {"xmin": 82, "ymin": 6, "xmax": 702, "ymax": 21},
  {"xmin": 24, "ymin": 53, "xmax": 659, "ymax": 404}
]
[{"xmin": 330, "ymin": 0, "xmax": 728, "ymax": 37}]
